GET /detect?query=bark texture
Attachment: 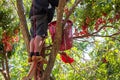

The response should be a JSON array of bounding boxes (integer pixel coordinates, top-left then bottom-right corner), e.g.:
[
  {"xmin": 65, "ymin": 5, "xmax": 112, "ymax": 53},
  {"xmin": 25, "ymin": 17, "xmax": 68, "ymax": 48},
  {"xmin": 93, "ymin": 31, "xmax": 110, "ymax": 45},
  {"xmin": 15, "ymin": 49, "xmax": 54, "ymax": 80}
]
[
  {"xmin": 16, "ymin": 0, "xmax": 30, "ymax": 52},
  {"xmin": 41, "ymin": 0, "xmax": 67, "ymax": 80}
]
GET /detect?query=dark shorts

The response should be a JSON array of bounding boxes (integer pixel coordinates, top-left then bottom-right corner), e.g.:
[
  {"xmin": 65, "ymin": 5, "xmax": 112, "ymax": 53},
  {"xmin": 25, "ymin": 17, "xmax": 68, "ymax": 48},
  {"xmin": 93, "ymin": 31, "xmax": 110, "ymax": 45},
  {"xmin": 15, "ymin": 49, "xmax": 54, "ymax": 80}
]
[{"xmin": 30, "ymin": 14, "xmax": 48, "ymax": 39}]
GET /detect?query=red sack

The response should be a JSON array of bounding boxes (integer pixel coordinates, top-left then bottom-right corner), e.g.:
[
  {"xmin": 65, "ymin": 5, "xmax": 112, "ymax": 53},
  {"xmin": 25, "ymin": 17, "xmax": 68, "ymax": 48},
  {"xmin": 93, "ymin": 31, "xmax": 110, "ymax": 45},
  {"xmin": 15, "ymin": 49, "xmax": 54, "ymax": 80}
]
[
  {"xmin": 48, "ymin": 21, "xmax": 56, "ymax": 41},
  {"xmin": 59, "ymin": 21, "xmax": 73, "ymax": 51},
  {"xmin": 48, "ymin": 20, "xmax": 73, "ymax": 51}
]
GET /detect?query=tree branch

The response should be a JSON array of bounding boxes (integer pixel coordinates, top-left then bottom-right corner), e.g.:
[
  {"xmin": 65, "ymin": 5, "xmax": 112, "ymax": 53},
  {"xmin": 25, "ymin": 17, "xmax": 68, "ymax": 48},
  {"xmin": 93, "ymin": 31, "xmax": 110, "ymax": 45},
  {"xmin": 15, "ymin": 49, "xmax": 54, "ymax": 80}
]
[
  {"xmin": 0, "ymin": 69, "xmax": 8, "ymax": 80},
  {"xmin": 1, "ymin": 58, "xmax": 7, "ymax": 80},
  {"xmin": 73, "ymin": 24, "xmax": 120, "ymax": 39},
  {"xmin": 16, "ymin": 0, "xmax": 30, "ymax": 52},
  {"xmin": 63, "ymin": 0, "xmax": 82, "ymax": 26},
  {"xmin": 4, "ymin": 52, "xmax": 10, "ymax": 80}
]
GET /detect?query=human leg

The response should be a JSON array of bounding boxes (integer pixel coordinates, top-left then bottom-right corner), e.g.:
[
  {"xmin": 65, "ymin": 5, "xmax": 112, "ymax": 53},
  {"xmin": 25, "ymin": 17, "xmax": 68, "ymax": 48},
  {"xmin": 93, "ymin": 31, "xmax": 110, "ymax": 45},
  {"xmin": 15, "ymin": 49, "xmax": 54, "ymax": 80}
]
[
  {"xmin": 28, "ymin": 38, "xmax": 34, "ymax": 62},
  {"xmin": 32, "ymin": 14, "xmax": 48, "ymax": 55},
  {"xmin": 29, "ymin": 14, "xmax": 47, "ymax": 63},
  {"xmin": 30, "ymin": 38, "xmax": 34, "ymax": 52},
  {"xmin": 32, "ymin": 35, "xmax": 47, "ymax": 64},
  {"xmin": 34, "ymin": 35, "xmax": 43, "ymax": 53},
  {"xmin": 28, "ymin": 36, "xmax": 44, "ymax": 62}
]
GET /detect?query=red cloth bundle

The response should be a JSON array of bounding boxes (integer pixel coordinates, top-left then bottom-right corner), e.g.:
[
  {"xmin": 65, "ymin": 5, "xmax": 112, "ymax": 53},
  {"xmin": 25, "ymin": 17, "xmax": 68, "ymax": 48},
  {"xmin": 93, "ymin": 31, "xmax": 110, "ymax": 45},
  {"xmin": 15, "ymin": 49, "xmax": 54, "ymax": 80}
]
[{"xmin": 60, "ymin": 52, "xmax": 74, "ymax": 64}]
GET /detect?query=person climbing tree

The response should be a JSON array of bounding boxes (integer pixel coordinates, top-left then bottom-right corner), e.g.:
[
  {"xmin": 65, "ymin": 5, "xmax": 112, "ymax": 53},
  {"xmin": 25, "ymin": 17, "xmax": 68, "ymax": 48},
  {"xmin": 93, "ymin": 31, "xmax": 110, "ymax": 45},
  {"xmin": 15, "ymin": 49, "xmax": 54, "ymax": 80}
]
[
  {"xmin": 28, "ymin": 0, "xmax": 59, "ymax": 63},
  {"xmin": 21, "ymin": 0, "xmax": 60, "ymax": 80},
  {"xmin": 22, "ymin": 0, "xmax": 70, "ymax": 79}
]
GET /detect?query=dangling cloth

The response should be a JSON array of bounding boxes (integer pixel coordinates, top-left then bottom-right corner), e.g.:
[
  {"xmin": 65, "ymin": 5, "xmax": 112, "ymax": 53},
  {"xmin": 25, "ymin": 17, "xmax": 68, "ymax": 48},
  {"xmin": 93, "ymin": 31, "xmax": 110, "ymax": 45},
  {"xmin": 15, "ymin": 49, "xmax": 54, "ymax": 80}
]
[{"xmin": 60, "ymin": 52, "xmax": 74, "ymax": 64}]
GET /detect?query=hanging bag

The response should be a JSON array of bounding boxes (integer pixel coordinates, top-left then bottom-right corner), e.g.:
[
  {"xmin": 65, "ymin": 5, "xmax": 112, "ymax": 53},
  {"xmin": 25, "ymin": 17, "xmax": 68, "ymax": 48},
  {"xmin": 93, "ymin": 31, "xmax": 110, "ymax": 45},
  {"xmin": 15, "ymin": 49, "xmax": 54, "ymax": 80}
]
[{"xmin": 48, "ymin": 20, "xmax": 73, "ymax": 51}]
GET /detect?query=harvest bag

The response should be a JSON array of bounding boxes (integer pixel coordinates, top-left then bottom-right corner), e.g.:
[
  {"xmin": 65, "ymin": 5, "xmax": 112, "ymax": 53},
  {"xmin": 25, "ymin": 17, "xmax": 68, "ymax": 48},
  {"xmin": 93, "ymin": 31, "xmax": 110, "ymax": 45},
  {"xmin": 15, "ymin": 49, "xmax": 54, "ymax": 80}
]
[{"xmin": 48, "ymin": 20, "xmax": 73, "ymax": 51}]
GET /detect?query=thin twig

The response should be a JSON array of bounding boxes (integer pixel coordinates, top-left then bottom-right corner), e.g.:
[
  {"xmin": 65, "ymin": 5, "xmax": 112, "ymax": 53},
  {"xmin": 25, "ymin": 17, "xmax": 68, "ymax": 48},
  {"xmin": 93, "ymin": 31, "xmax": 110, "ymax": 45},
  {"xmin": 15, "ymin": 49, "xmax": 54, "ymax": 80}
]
[
  {"xmin": 73, "ymin": 24, "xmax": 120, "ymax": 39},
  {"xmin": 9, "ymin": 0, "xmax": 18, "ymax": 12},
  {"xmin": 63, "ymin": 0, "xmax": 82, "ymax": 26},
  {"xmin": 69, "ymin": 64, "xmax": 81, "ymax": 74}
]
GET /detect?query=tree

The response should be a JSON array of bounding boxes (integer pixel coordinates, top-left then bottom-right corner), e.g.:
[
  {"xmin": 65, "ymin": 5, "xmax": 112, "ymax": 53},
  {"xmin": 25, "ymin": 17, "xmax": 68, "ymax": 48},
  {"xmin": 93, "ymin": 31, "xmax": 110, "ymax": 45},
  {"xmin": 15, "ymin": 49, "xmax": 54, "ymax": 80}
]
[
  {"xmin": 16, "ymin": 0, "xmax": 69, "ymax": 79},
  {"xmin": 1, "ymin": 0, "xmax": 120, "ymax": 80},
  {"xmin": 0, "ymin": 0, "xmax": 20, "ymax": 80},
  {"xmin": 16, "ymin": 0, "xmax": 120, "ymax": 80}
]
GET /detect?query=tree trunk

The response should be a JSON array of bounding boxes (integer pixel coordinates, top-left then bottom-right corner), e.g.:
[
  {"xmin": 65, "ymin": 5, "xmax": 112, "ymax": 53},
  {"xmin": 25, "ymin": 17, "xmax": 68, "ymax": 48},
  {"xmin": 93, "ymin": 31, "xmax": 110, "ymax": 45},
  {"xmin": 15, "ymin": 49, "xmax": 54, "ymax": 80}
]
[{"xmin": 41, "ymin": 0, "xmax": 67, "ymax": 80}]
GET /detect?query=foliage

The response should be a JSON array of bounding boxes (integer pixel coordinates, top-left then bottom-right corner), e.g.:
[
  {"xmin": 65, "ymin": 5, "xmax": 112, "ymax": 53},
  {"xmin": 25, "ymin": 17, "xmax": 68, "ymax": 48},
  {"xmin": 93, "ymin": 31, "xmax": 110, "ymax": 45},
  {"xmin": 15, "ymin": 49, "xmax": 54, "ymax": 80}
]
[
  {"xmin": 51, "ymin": 0, "xmax": 120, "ymax": 80},
  {"xmin": 9, "ymin": 38, "xmax": 29, "ymax": 80},
  {"xmin": 0, "ymin": 0, "xmax": 19, "ymax": 56},
  {"xmin": 0, "ymin": 0, "xmax": 20, "ymax": 79},
  {"xmin": 0, "ymin": 0, "xmax": 120, "ymax": 80}
]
